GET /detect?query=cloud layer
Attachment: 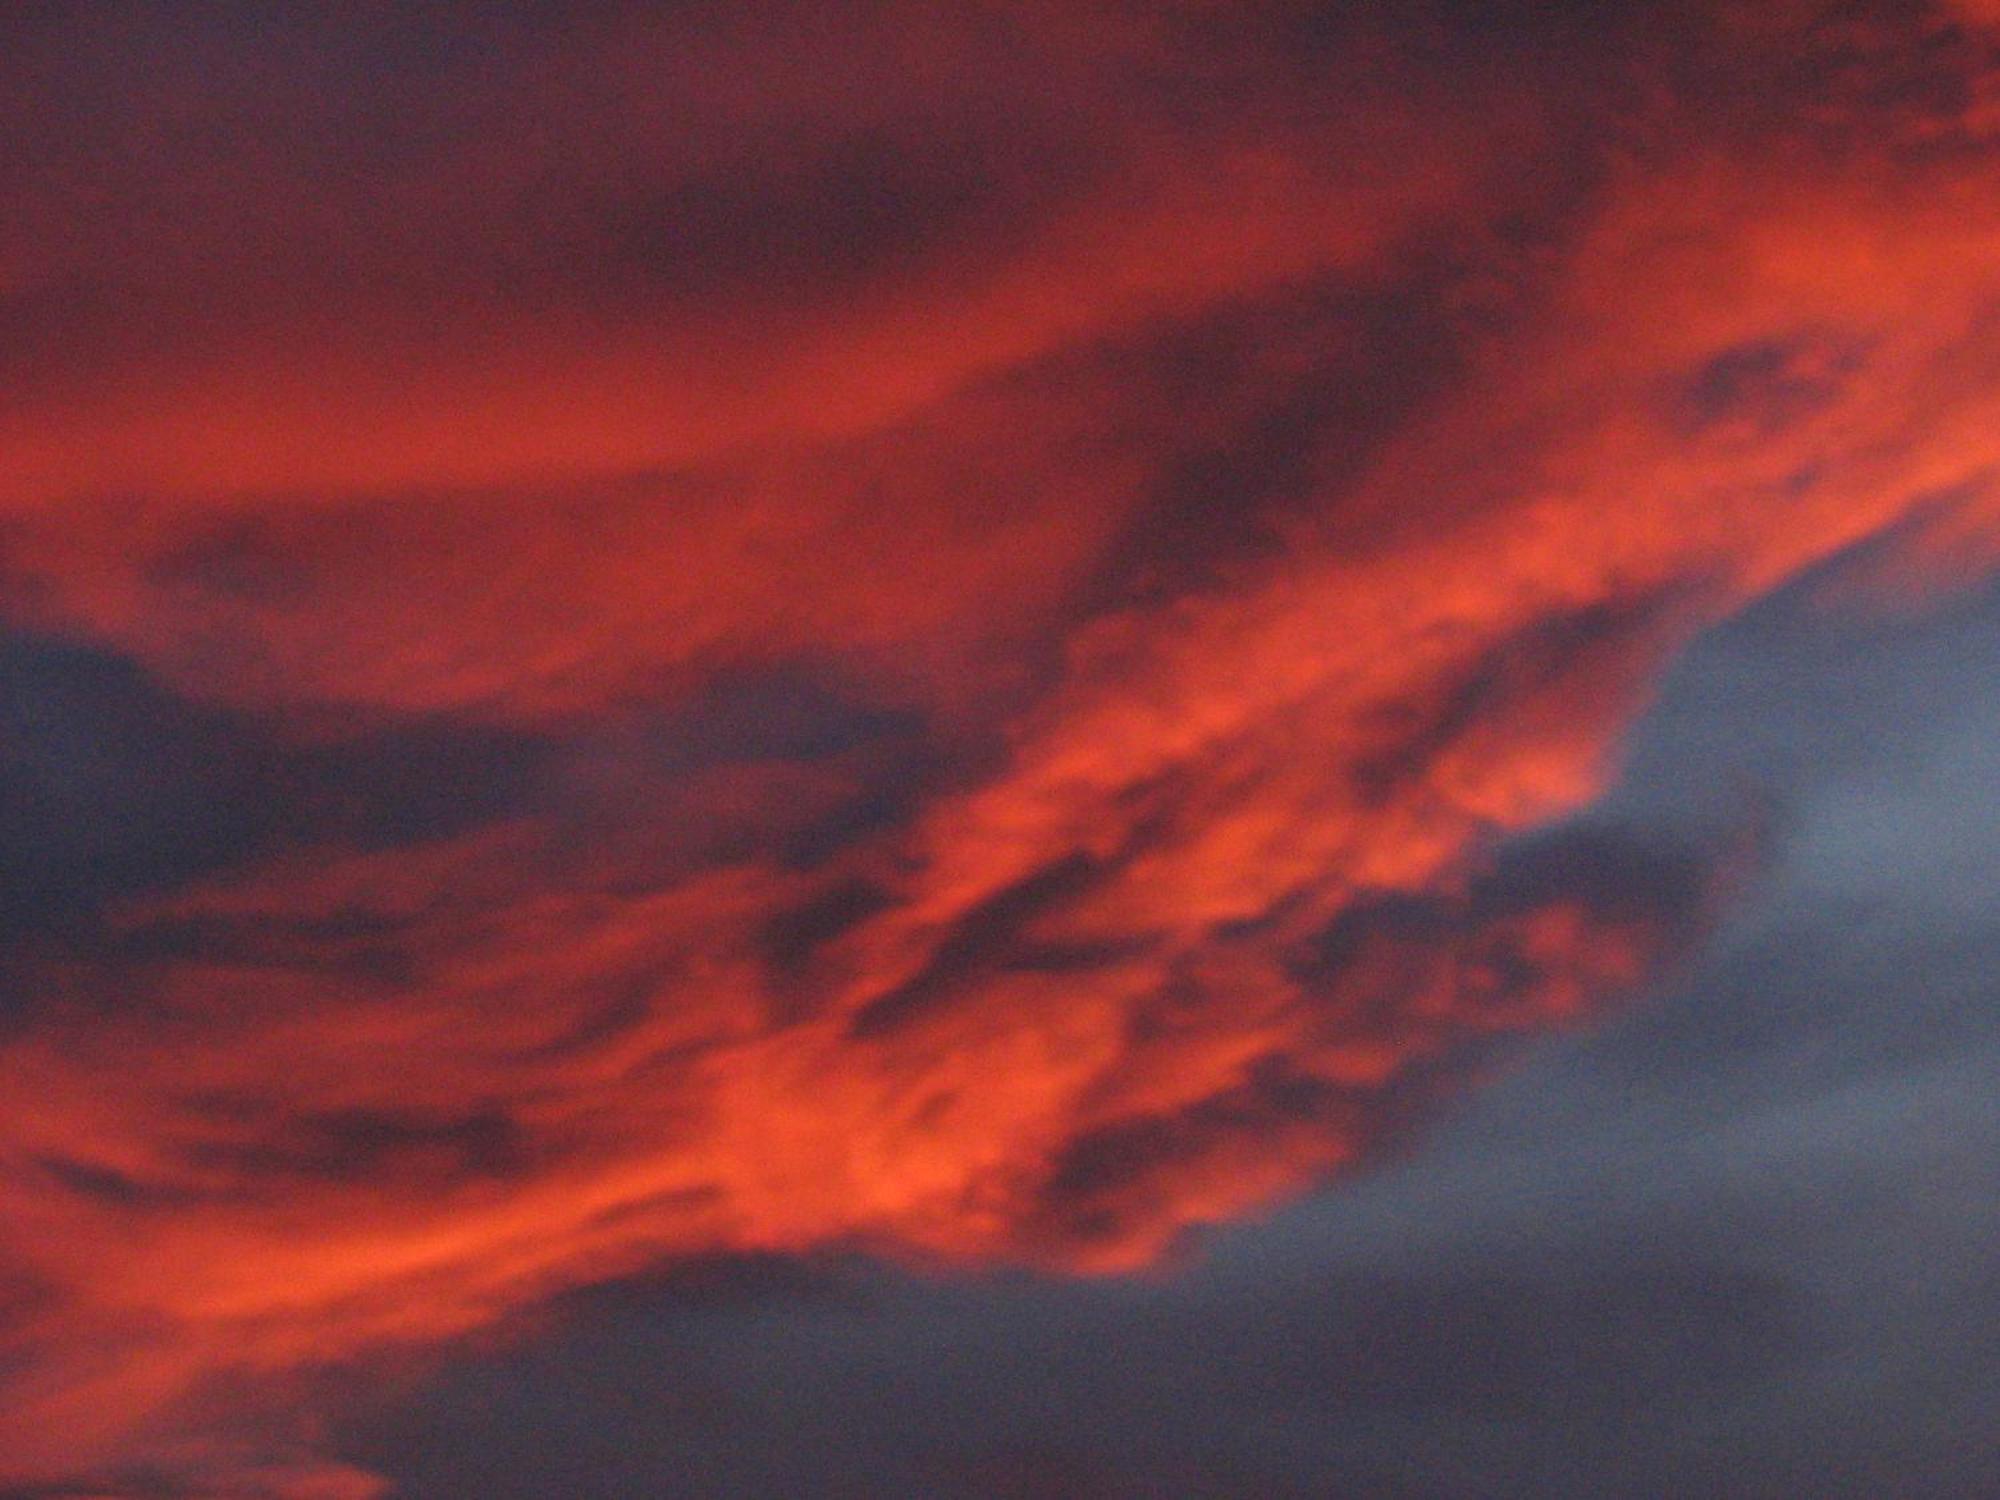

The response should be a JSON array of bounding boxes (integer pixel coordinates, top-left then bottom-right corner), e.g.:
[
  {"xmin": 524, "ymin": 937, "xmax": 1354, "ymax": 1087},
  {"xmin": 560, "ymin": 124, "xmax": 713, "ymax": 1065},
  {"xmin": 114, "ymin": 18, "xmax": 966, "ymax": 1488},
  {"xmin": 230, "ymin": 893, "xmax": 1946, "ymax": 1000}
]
[{"xmin": 4, "ymin": 1, "xmax": 2000, "ymax": 1492}]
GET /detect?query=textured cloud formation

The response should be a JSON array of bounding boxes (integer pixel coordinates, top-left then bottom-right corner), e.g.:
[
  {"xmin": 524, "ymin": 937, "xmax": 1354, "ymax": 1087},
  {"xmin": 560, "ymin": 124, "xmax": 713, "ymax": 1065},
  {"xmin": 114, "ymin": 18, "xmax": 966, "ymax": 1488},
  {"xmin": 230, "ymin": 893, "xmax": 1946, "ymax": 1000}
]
[
  {"xmin": 337, "ymin": 558, "xmax": 2000, "ymax": 1499},
  {"xmin": 4, "ymin": 1, "xmax": 2000, "ymax": 1493}
]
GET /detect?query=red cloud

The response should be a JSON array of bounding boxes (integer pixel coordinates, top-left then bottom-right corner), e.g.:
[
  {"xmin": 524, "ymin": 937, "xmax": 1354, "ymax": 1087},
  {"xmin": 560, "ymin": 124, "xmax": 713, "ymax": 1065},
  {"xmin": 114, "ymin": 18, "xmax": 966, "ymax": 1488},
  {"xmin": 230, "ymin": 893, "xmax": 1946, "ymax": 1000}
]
[{"xmin": 3, "ymin": 1, "xmax": 2000, "ymax": 1492}]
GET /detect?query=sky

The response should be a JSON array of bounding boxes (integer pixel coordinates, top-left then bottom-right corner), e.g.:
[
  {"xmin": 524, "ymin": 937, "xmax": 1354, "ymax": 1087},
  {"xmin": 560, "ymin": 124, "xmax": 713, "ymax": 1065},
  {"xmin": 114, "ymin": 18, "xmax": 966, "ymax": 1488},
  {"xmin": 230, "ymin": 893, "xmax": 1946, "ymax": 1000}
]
[{"xmin": 4, "ymin": 1, "xmax": 2000, "ymax": 1495}]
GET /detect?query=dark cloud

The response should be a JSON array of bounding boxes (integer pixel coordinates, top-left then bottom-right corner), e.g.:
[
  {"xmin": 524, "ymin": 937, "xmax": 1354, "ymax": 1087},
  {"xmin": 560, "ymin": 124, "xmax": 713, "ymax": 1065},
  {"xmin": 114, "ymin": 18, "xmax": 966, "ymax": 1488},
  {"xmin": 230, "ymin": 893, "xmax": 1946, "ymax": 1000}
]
[
  {"xmin": 559, "ymin": 125, "xmax": 1079, "ymax": 308},
  {"xmin": 0, "ymin": 623, "xmax": 929, "ymax": 981},
  {"xmin": 1069, "ymin": 272, "xmax": 1475, "ymax": 612},
  {"xmin": 756, "ymin": 877, "xmax": 899, "ymax": 976},
  {"xmin": 847, "ymin": 852, "xmax": 1113, "ymax": 1038},
  {"xmin": 1670, "ymin": 332, "xmax": 1869, "ymax": 442},
  {"xmin": 0, "ymin": 627, "xmax": 732, "ymax": 946},
  {"xmin": 179, "ymin": 1107, "xmax": 532, "ymax": 1191},
  {"xmin": 0, "ymin": 635, "xmax": 535, "ymax": 1028}
]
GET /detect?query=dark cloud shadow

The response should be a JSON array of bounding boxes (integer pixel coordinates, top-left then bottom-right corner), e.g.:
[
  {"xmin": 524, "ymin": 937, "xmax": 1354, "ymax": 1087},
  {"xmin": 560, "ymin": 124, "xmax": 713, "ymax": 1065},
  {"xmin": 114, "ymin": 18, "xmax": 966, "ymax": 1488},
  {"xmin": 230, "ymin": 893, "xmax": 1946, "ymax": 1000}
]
[{"xmin": 0, "ymin": 627, "xmax": 937, "ymax": 993}]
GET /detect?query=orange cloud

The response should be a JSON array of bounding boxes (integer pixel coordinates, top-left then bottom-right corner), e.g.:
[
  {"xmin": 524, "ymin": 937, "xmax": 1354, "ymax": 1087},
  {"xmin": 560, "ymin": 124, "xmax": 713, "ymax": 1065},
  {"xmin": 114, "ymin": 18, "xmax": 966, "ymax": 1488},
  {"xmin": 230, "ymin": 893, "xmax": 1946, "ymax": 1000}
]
[{"xmin": 4, "ymin": 1, "xmax": 2000, "ymax": 1492}]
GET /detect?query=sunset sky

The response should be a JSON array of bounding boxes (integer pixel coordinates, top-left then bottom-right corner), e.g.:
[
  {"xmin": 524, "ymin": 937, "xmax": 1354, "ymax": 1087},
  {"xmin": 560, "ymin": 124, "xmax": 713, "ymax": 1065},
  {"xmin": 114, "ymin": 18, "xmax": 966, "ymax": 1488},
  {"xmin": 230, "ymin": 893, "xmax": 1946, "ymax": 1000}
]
[{"xmin": 7, "ymin": 2, "xmax": 2000, "ymax": 1495}]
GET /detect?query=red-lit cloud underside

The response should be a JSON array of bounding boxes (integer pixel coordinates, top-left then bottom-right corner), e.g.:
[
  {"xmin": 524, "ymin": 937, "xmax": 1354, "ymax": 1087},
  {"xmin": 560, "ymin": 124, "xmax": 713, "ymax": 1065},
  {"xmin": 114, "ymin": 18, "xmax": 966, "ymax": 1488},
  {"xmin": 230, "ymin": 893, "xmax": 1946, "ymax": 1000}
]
[{"xmin": 5, "ymin": 1, "xmax": 2000, "ymax": 1491}]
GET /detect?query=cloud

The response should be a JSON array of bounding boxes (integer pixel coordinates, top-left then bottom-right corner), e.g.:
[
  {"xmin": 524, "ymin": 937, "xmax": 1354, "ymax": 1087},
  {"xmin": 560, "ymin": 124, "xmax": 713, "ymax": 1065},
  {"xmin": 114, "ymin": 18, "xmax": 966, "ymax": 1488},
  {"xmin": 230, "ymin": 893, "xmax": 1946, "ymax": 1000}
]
[
  {"xmin": 3, "ymin": 1, "xmax": 2000, "ymax": 1493},
  {"xmin": 329, "ymin": 559, "xmax": 2000, "ymax": 1500}
]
